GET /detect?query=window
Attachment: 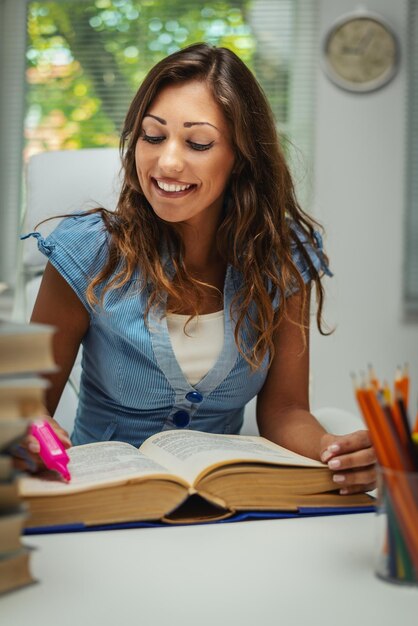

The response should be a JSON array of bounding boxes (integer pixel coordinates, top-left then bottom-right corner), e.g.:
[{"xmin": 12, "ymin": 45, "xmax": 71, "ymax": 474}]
[{"xmin": 0, "ymin": 0, "xmax": 319, "ymax": 282}]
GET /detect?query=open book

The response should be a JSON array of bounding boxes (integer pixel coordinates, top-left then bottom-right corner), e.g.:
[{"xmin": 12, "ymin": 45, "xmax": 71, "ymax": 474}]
[{"xmin": 19, "ymin": 430, "xmax": 373, "ymax": 529}]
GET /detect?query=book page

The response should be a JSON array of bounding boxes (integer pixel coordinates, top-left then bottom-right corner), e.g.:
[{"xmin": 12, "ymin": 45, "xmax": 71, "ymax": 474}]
[
  {"xmin": 19, "ymin": 441, "xmax": 183, "ymax": 497},
  {"xmin": 140, "ymin": 431, "xmax": 324, "ymax": 485}
]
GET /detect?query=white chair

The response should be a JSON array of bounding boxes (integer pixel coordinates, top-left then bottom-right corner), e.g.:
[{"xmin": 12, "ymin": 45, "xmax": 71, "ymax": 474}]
[
  {"xmin": 241, "ymin": 400, "xmax": 363, "ymax": 436},
  {"xmin": 16, "ymin": 148, "xmax": 122, "ymax": 433}
]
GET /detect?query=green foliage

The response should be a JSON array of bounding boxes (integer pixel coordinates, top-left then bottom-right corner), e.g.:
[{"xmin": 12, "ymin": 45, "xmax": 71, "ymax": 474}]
[{"xmin": 25, "ymin": 0, "xmax": 259, "ymax": 155}]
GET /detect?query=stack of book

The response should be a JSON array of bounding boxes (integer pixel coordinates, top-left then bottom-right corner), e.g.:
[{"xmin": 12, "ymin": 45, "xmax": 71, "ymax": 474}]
[{"xmin": 0, "ymin": 319, "xmax": 56, "ymax": 594}]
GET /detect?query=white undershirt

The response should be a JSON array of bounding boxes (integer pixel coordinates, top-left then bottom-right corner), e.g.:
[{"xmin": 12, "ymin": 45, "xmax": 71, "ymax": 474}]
[{"xmin": 166, "ymin": 310, "xmax": 224, "ymax": 386}]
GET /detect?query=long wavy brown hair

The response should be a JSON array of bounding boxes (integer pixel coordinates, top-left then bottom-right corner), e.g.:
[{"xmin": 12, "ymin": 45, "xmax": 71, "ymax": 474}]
[{"xmin": 83, "ymin": 43, "xmax": 329, "ymax": 369}]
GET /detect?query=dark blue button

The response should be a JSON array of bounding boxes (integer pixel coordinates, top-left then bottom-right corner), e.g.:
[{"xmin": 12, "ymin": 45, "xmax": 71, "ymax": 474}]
[
  {"xmin": 173, "ymin": 410, "xmax": 190, "ymax": 428},
  {"xmin": 185, "ymin": 391, "xmax": 203, "ymax": 403}
]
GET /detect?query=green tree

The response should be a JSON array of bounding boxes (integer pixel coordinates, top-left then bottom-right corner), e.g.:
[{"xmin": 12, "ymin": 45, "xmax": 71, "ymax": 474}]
[{"xmin": 25, "ymin": 0, "xmax": 256, "ymax": 153}]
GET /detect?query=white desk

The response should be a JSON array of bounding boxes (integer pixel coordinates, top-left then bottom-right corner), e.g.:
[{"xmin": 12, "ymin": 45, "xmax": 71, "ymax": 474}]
[{"xmin": 1, "ymin": 513, "xmax": 416, "ymax": 626}]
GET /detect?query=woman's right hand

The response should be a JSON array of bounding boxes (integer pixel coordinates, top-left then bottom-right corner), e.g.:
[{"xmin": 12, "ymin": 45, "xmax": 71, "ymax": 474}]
[{"xmin": 12, "ymin": 415, "xmax": 72, "ymax": 474}]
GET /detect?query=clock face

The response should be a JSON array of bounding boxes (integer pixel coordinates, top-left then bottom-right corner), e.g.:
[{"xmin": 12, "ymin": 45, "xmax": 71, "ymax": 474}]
[{"xmin": 324, "ymin": 16, "xmax": 399, "ymax": 92}]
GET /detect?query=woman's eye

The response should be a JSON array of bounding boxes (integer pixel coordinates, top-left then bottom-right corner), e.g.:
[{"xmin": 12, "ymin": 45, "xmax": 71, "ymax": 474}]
[
  {"xmin": 188, "ymin": 141, "xmax": 214, "ymax": 151},
  {"xmin": 142, "ymin": 133, "xmax": 164, "ymax": 144},
  {"xmin": 141, "ymin": 133, "xmax": 213, "ymax": 151}
]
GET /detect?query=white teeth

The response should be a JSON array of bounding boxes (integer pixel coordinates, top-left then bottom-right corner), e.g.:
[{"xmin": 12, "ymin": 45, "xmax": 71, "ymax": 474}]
[{"xmin": 156, "ymin": 180, "xmax": 191, "ymax": 192}]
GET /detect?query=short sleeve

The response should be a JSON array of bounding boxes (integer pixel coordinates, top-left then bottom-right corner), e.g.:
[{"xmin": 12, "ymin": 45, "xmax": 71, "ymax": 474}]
[
  {"xmin": 21, "ymin": 212, "xmax": 109, "ymax": 312},
  {"xmin": 289, "ymin": 222, "xmax": 333, "ymax": 284}
]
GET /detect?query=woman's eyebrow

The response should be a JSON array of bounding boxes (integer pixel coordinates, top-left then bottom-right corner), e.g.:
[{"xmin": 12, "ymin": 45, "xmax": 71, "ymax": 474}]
[
  {"xmin": 144, "ymin": 114, "xmax": 166, "ymax": 125},
  {"xmin": 144, "ymin": 113, "xmax": 219, "ymax": 131},
  {"xmin": 184, "ymin": 121, "xmax": 219, "ymax": 131}
]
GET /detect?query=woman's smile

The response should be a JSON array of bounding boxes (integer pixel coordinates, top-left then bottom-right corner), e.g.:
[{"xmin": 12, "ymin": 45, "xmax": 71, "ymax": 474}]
[
  {"xmin": 152, "ymin": 177, "xmax": 197, "ymax": 197},
  {"xmin": 135, "ymin": 80, "xmax": 235, "ymax": 227}
]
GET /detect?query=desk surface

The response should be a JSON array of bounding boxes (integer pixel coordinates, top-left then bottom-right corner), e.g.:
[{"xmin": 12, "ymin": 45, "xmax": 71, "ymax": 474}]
[{"xmin": 1, "ymin": 513, "xmax": 417, "ymax": 626}]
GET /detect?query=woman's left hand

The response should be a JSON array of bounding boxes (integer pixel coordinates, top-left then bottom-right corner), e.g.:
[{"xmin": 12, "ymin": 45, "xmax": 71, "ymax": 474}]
[{"xmin": 319, "ymin": 430, "xmax": 377, "ymax": 494}]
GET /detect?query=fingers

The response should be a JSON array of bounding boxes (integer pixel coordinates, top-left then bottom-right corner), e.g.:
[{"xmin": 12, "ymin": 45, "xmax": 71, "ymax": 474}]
[
  {"xmin": 11, "ymin": 417, "xmax": 72, "ymax": 474},
  {"xmin": 27, "ymin": 433, "xmax": 40, "ymax": 455},
  {"xmin": 36, "ymin": 415, "xmax": 72, "ymax": 449},
  {"xmin": 320, "ymin": 429, "xmax": 377, "ymax": 495},
  {"xmin": 327, "ymin": 446, "xmax": 377, "ymax": 471},
  {"xmin": 321, "ymin": 429, "xmax": 372, "ymax": 462},
  {"xmin": 331, "ymin": 464, "xmax": 377, "ymax": 493},
  {"xmin": 339, "ymin": 482, "xmax": 376, "ymax": 496},
  {"xmin": 11, "ymin": 443, "xmax": 43, "ymax": 473}
]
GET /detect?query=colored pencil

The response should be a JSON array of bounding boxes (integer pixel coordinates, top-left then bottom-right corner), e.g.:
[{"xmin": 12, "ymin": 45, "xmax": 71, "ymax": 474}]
[{"xmin": 354, "ymin": 368, "xmax": 418, "ymax": 579}]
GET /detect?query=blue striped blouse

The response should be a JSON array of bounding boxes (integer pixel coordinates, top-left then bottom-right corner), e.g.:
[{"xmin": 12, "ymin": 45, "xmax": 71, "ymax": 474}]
[{"xmin": 23, "ymin": 213, "xmax": 331, "ymax": 447}]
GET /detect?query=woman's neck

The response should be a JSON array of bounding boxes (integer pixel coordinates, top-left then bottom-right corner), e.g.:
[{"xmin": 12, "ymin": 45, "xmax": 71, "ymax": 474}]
[
  {"xmin": 180, "ymin": 221, "xmax": 222, "ymax": 273},
  {"xmin": 169, "ymin": 224, "xmax": 226, "ymax": 315}
]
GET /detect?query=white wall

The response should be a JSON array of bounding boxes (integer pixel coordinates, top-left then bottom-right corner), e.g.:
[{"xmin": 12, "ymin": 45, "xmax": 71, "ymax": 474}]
[{"xmin": 310, "ymin": 0, "xmax": 418, "ymax": 420}]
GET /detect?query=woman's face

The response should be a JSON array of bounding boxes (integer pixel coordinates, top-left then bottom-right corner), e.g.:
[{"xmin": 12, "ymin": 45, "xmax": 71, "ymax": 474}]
[{"xmin": 135, "ymin": 80, "xmax": 235, "ymax": 229}]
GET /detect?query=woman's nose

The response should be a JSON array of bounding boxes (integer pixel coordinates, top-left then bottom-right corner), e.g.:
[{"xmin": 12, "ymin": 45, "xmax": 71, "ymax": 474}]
[{"xmin": 158, "ymin": 140, "xmax": 184, "ymax": 173}]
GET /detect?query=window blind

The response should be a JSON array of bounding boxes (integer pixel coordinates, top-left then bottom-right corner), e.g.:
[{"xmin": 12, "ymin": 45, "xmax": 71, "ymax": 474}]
[
  {"xmin": 0, "ymin": 0, "xmax": 27, "ymax": 284},
  {"xmin": 405, "ymin": 0, "xmax": 418, "ymax": 316},
  {"xmin": 0, "ymin": 0, "xmax": 319, "ymax": 284},
  {"xmin": 23, "ymin": 0, "xmax": 318, "ymax": 196}
]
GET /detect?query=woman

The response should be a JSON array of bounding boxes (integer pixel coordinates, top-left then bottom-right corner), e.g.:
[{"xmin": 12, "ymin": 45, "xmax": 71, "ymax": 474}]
[{"xmin": 24, "ymin": 43, "xmax": 375, "ymax": 494}]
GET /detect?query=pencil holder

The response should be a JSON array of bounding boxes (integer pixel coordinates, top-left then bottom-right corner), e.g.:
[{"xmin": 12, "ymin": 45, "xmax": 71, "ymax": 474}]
[{"xmin": 375, "ymin": 466, "xmax": 418, "ymax": 585}]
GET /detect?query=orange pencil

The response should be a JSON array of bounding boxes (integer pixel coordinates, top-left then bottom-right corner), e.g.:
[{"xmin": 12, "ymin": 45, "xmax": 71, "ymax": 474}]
[
  {"xmin": 355, "ymin": 387, "xmax": 392, "ymax": 468},
  {"xmin": 413, "ymin": 409, "xmax": 418, "ymax": 435},
  {"xmin": 394, "ymin": 364, "xmax": 409, "ymax": 408},
  {"xmin": 368, "ymin": 364, "xmax": 380, "ymax": 392}
]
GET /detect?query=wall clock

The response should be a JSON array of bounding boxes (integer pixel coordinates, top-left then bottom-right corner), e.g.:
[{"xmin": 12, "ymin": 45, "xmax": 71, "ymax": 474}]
[{"xmin": 323, "ymin": 12, "xmax": 400, "ymax": 93}]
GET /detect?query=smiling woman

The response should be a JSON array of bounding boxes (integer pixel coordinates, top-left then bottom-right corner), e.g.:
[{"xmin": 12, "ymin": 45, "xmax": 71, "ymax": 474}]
[{"xmin": 22, "ymin": 43, "xmax": 376, "ymax": 496}]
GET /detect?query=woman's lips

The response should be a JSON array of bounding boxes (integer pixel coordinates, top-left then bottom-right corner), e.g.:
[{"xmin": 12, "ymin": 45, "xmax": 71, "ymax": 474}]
[{"xmin": 152, "ymin": 178, "xmax": 197, "ymax": 197}]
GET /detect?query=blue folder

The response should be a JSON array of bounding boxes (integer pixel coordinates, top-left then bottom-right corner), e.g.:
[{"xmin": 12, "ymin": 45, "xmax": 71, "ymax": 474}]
[{"xmin": 23, "ymin": 505, "xmax": 375, "ymax": 536}]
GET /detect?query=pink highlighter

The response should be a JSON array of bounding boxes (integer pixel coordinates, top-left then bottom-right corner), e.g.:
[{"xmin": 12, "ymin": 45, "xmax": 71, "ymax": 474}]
[{"xmin": 29, "ymin": 419, "xmax": 71, "ymax": 482}]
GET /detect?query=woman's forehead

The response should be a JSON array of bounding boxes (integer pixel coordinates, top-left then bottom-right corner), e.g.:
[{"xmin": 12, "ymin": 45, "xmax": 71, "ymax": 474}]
[{"xmin": 145, "ymin": 80, "xmax": 228, "ymax": 130}]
